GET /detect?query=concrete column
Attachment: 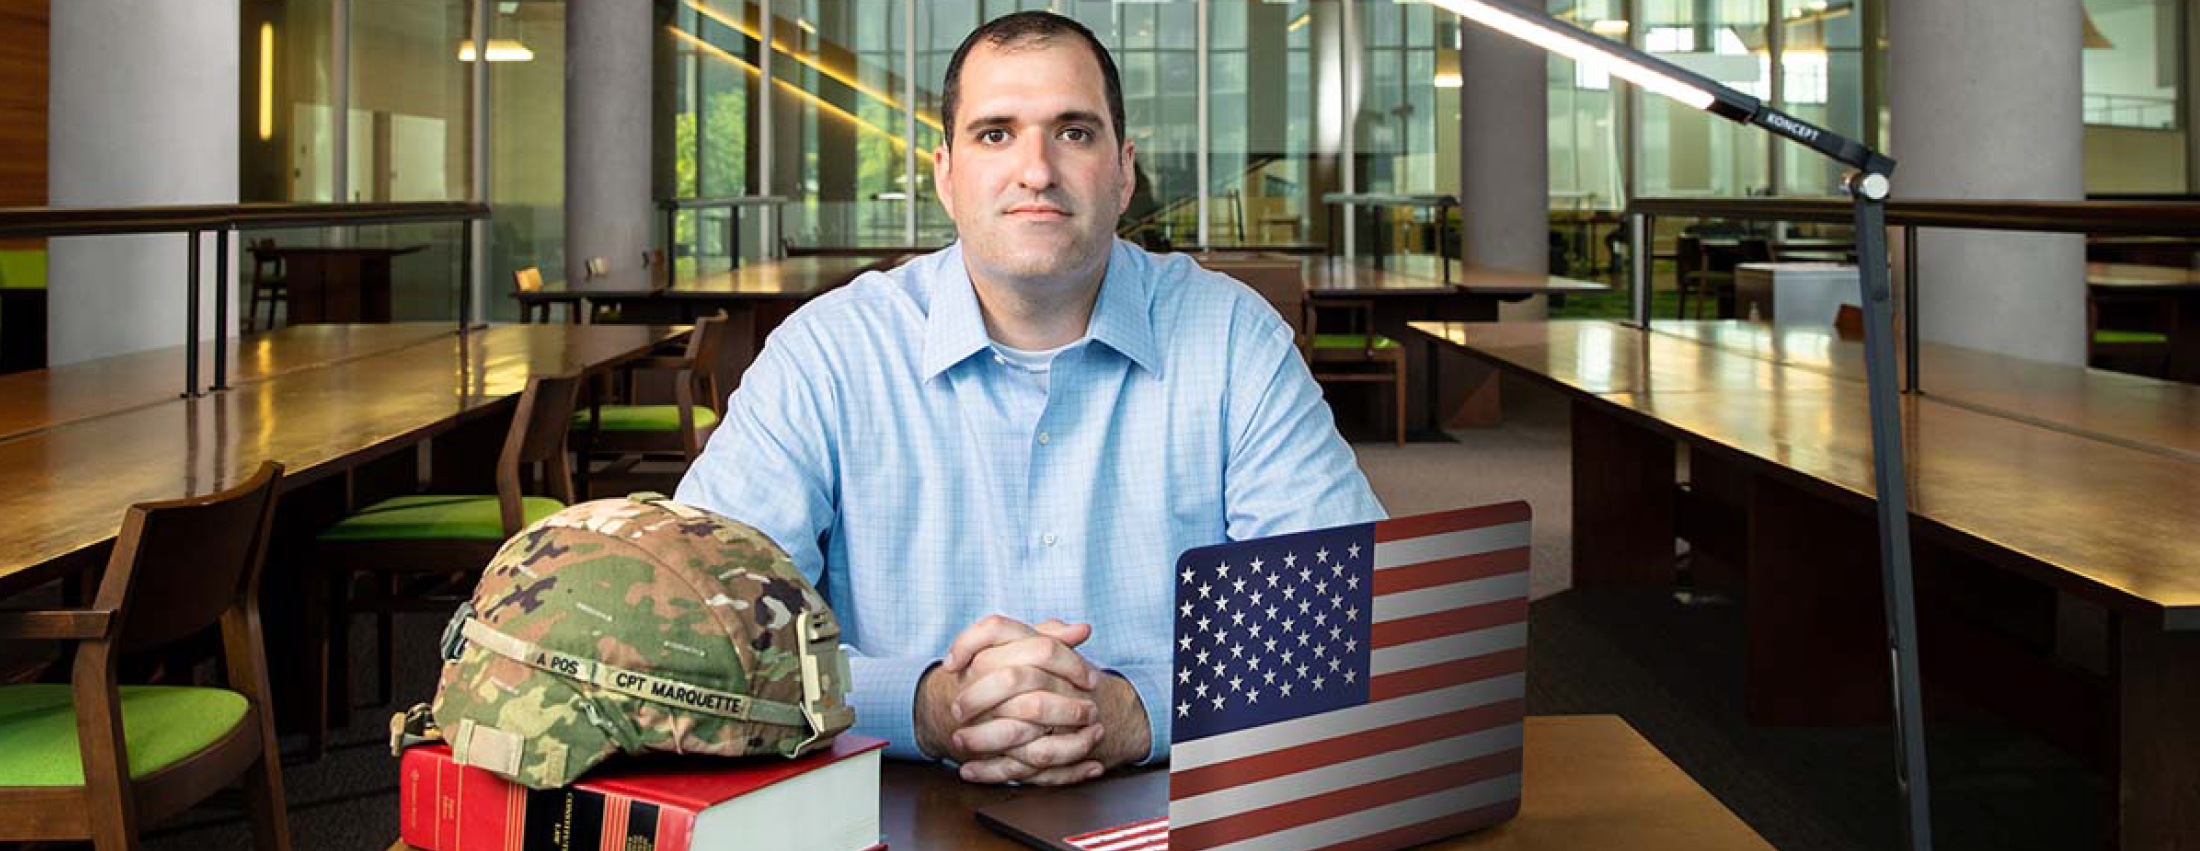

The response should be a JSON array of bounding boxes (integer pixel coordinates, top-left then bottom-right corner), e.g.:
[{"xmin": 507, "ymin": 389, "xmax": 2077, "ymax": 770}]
[
  {"xmin": 566, "ymin": 0, "xmax": 652, "ymax": 287},
  {"xmin": 1459, "ymin": 22, "xmax": 1548, "ymax": 320},
  {"xmin": 47, "ymin": 0, "xmax": 239, "ymax": 365},
  {"xmin": 1889, "ymin": 0, "xmax": 2085, "ymax": 364}
]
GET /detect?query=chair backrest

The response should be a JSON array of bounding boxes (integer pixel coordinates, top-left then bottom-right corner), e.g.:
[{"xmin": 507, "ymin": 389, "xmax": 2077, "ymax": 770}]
[
  {"xmin": 497, "ymin": 374, "xmax": 583, "ymax": 533},
  {"xmin": 1739, "ymin": 237, "xmax": 1774, "ymax": 263},
  {"xmin": 96, "ymin": 461, "xmax": 284, "ymax": 654},
  {"xmin": 513, "ymin": 266, "xmax": 544, "ymax": 293},
  {"xmin": 1206, "ymin": 255, "xmax": 1309, "ymax": 348},
  {"xmin": 249, "ymin": 238, "xmax": 282, "ymax": 279},
  {"xmin": 1677, "ymin": 236, "xmax": 1707, "ymax": 277},
  {"xmin": 686, "ymin": 312, "xmax": 739, "ymax": 414}
]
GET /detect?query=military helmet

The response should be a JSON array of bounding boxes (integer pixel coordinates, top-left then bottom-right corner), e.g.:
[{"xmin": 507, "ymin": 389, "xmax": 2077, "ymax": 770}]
[{"xmin": 430, "ymin": 494, "xmax": 855, "ymax": 789}]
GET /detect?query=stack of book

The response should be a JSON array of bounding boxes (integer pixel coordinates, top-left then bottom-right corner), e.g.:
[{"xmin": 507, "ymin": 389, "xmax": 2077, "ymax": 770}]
[{"xmin": 400, "ymin": 735, "xmax": 887, "ymax": 851}]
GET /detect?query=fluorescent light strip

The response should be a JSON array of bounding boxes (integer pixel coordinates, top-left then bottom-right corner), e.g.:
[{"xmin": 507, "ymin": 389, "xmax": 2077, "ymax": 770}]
[
  {"xmin": 669, "ymin": 27, "xmax": 927, "ymax": 156},
  {"xmin": 258, "ymin": 23, "xmax": 274, "ymax": 140},
  {"xmin": 682, "ymin": 0, "xmax": 942, "ymax": 133},
  {"xmin": 1428, "ymin": 0, "xmax": 1715, "ymax": 111}
]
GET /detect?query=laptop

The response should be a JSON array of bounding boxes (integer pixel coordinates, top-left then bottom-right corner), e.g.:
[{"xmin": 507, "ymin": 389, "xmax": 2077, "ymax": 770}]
[{"xmin": 978, "ymin": 502, "xmax": 1533, "ymax": 851}]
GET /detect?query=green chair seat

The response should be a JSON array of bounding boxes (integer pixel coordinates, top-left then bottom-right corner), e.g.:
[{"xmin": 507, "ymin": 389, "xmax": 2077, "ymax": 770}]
[
  {"xmin": 0, "ymin": 684, "xmax": 246, "ymax": 786},
  {"xmin": 0, "ymin": 249, "xmax": 46, "ymax": 289},
  {"xmin": 572, "ymin": 404, "xmax": 720, "ymax": 433},
  {"xmin": 2094, "ymin": 329, "xmax": 2169, "ymax": 345},
  {"xmin": 317, "ymin": 494, "xmax": 565, "ymax": 542},
  {"xmin": 1312, "ymin": 333, "xmax": 1402, "ymax": 351}
]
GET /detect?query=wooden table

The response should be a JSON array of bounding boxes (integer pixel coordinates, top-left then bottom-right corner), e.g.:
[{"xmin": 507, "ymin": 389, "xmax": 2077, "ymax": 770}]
[
  {"xmin": 2088, "ymin": 261, "xmax": 2200, "ymax": 382},
  {"xmin": 0, "ymin": 323, "xmax": 462, "ymax": 441},
  {"xmin": 514, "ymin": 256, "xmax": 903, "ymax": 324},
  {"xmin": 390, "ymin": 716, "xmax": 1771, "ymax": 851},
  {"xmin": 256, "ymin": 245, "xmax": 427, "ymax": 324},
  {"xmin": 1411, "ymin": 319, "xmax": 2200, "ymax": 850},
  {"xmin": 0, "ymin": 323, "xmax": 684, "ymax": 598},
  {"xmin": 1294, "ymin": 257, "xmax": 1606, "ymax": 435},
  {"xmin": 1636, "ymin": 319, "xmax": 2200, "ymax": 460}
]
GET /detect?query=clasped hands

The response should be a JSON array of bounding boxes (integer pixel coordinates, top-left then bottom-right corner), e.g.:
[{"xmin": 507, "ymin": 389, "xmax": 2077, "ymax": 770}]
[{"xmin": 915, "ymin": 614, "xmax": 1148, "ymax": 786}]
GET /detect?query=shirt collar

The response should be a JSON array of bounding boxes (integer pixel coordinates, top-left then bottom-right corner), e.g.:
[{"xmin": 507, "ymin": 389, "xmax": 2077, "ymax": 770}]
[{"xmin": 920, "ymin": 240, "xmax": 1160, "ymax": 381}]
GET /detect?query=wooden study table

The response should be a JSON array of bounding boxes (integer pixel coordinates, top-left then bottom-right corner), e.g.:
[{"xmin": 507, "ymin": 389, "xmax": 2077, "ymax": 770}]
[
  {"xmin": 1637, "ymin": 319, "xmax": 2200, "ymax": 460},
  {"xmin": 391, "ymin": 716, "xmax": 1772, "ymax": 851},
  {"xmin": 511, "ymin": 256, "xmax": 903, "ymax": 381},
  {"xmin": 256, "ymin": 244, "xmax": 427, "ymax": 324},
  {"xmin": 1290, "ymin": 256, "xmax": 1605, "ymax": 434},
  {"xmin": 0, "ymin": 323, "xmax": 462, "ymax": 441},
  {"xmin": 512, "ymin": 255, "xmax": 904, "ymax": 324},
  {"xmin": 1411, "ymin": 319, "xmax": 2200, "ymax": 850},
  {"xmin": 0, "ymin": 323, "xmax": 685, "ymax": 599},
  {"xmin": 2088, "ymin": 261, "xmax": 2200, "ymax": 383}
]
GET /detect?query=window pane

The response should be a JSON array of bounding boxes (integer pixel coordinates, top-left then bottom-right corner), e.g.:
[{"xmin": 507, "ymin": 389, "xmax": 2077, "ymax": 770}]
[
  {"xmin": 668, "ymin": 0, "xmax": 756, "ymax": 270},
  {"xmin": 777, "ymin": 0, "xmax": 913, "ymax": 250},
  {"xmin": 2082, "ymin": 0, "xmax": 2180, "ymax": 129},
  {"xmin": 1210, "ymin": 1, "xmax": 1335, "ymax": 249},
  {"xmin": 486, "ymin": 0, "xmax": 567, "ymax": 322},
  {"xmin": 1779, "ymin": 0, "xmax": 1863, "ymax": 195},
  {"xmin": 1638, "ymin": 0, "xmax": 1769, "ymax": 197}
]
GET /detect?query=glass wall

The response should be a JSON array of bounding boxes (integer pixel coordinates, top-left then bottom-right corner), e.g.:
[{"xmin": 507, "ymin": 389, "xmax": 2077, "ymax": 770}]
[
  {"xmin": 1777, "ymin": 0, "xmax": 1862, "ymax": 195},
  {"xmin": 2082, "ymin": 0, "xmax": 2181, "ymax": 129},
  {"xmin": 1209, "ymin": 1, "xmax": 1330, "ymax": 249},
  {"xmin": 774, "ymin": 0, "xmax": 913, "ymax": 250},
  {"xmin": 1548, "ymin": 0, "xmax": 1626, "ymax": 213},
  {"xmin": 485, "ymin": 0, "xmax": 567, "ymax": 322},
  {"xmin": 239, "ymin": 0, "xmax": 478, "ymax": 324},
  {"xmin": 1637, "ymin": 0, "xmax": 1769, "ymax": 198},
  {"xmin": 669, "ymin": 0, "xmax": 757, "ymax": 273}
]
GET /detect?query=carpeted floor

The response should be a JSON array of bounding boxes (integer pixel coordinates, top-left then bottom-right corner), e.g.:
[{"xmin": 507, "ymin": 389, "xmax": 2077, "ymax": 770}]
[{"xmin": 111, "ymin": 375, "xmax": 2105, "ymax": 851}]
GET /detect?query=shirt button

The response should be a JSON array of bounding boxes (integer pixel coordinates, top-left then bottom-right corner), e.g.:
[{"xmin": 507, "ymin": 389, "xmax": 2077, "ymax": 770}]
[
  {"xmin": 1042, "ymin": 533, "xmax": 1058, "ymax": 547},
  {"xmin": 1037, "ymin": 431, "xmax": 1051, "ymax": 445}
]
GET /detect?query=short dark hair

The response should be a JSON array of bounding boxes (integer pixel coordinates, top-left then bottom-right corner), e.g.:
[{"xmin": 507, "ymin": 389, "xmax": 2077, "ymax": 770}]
[{"xmin": 939, "ymin": 11, "xmax": 1126, "ymax": 151}]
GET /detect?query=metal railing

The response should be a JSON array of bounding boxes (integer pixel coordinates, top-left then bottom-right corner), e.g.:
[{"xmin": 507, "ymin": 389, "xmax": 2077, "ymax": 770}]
[
  {"xmin": 1624, "ymin": 196, "xmax": 2200, "ymax": 391},
  {"xmin": 0, "ymin": 201, "xmax": 490, "ymax": 396},
  {"xmin": 1321, "ymin": 192, "xmax": 1461, "ymax": 283},
  {"xmin": 659, "ymin": 195, "xmax": 790, "ymax": 284}
]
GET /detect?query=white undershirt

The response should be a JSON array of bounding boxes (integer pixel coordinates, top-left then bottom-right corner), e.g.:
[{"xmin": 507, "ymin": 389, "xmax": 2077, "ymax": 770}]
[{"xmin": 990, "ymin": 340, "xmax": 1075, "ymax": 394}]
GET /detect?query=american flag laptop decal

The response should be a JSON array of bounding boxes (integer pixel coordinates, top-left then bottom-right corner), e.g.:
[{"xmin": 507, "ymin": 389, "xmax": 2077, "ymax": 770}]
[{"xmin": 1157, "ymin": 502, "xmax": 1533, "ymax": 851}]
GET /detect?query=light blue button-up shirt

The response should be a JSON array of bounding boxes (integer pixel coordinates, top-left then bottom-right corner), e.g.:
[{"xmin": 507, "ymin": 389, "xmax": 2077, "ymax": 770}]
[{"xmin": 675, "ymin": 240, "xmax": 1385, "ymax": 762}]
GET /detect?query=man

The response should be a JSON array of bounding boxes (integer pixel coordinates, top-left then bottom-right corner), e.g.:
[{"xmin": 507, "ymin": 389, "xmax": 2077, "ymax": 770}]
[{"xmin": 675, "ymin": 11, "xmax": 1382, "ymax": 786}]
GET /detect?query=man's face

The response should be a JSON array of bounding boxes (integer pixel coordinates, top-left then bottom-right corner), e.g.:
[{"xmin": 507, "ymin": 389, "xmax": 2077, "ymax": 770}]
[{"xmin": 934, "ymin": 38, "xmax": 1135, "ymax": 287}]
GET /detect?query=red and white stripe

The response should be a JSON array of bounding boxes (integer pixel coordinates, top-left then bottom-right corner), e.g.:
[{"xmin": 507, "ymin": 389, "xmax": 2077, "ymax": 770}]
[
  {"xmin": 1066, "ymin": 816, "xmax": 1170, "ymax": 851},
  {"xmin": 1164, "ymin": 503, "xmax": 1531, "ymax": 851}
]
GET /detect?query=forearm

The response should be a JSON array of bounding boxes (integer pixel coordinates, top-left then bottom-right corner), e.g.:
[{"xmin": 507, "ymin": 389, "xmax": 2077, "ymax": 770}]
[
  {"xmin": 912, "ymin": 661, "xmax": 956, "ymax": 760},
  {"xmin": 1094, "ymin": 671, "xmax": 1152, "ymax": 768}
]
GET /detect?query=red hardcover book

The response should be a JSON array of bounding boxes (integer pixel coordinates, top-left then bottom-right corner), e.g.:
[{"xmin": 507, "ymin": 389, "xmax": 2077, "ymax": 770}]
[{"xmin": 400, "ymin": 735, "xmax": 887, "ymax": 851}]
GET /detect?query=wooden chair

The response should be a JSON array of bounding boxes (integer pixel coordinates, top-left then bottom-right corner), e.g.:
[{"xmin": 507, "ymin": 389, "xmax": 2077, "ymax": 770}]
[
  {"xmin": 245, "ymin": 239, "xmax": 287, "ymax": 332},
  {"xmin": 512, "ymin": 266, "xmax": 562, "ymax": 325},
  {"xmin": 308, "ymin": 375, "xmax": 582, "ymax": 757},
  {"xmin": 572, "ymin": 313, "xmax": 736, "ymax": 493},
  {"xmin": 1217, "ymin": 257, "xmax": 1406, "ymax": 446},
  {"xmin": 0, "ymin": 461, "xmax": 290, "ymax": 851},
  {"xmin": 2087, "ymin": 294, "xmax": 2171, "ymax": 377}
]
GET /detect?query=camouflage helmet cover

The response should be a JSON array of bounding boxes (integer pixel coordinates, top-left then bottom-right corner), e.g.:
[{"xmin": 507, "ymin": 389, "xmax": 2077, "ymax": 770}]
[{"xmin": 431, "ymin": 494, "xmax": 855, "ymax": 789}]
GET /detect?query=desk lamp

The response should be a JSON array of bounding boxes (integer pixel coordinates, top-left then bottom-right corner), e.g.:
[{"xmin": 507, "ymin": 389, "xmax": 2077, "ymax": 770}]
[{"xmin": 1425, "ymin": 1, "xmax": 1928, "ymax": 848}]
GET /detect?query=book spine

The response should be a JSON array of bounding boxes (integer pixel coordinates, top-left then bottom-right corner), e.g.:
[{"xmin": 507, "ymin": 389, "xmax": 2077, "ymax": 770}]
[{"xmin": 400, "ymin": 748, "xmax": 699, "ymax": 851}]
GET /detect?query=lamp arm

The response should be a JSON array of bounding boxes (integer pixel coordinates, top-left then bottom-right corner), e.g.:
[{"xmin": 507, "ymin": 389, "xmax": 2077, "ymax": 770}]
[{"xmin": 1741, "ymin": 103, "xmax": 1898, "ymax": 177}]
